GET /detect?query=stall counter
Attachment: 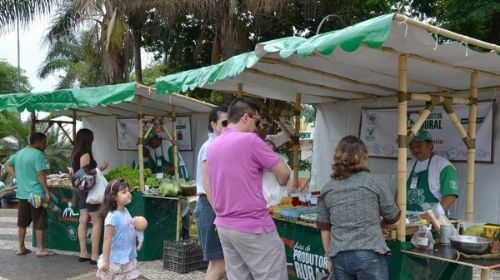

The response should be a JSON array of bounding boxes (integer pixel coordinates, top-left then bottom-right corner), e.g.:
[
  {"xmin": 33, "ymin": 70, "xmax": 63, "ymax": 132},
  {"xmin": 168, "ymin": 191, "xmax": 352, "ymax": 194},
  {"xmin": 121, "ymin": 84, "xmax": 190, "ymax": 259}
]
[
  {"xmin": 273, "ymin": 217, "xmax": 472, "ymax": 280},
  {"xmin": 36, "ymin": 186, "xmax": 183, "ymax": 261}
]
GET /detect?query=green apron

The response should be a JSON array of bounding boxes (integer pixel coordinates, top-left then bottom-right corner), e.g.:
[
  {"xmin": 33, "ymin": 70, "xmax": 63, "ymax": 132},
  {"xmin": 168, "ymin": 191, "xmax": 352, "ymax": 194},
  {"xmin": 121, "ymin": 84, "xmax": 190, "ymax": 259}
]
[
  {"xmin": 151, "ymin": 145, "xmax": 171, "ymax": 174},
  {"xmin": 407, "ymin": 154, "xmax": 439, "ymax": 212}
]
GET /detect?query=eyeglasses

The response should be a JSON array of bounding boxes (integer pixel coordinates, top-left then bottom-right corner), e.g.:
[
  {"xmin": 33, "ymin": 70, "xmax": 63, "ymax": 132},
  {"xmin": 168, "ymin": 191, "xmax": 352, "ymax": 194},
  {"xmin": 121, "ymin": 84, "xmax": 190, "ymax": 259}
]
[
  {"xmin": 248, "ymin": 115, "xmax": 261, "ymax": 128},
  {"xmin": 221, "ymin": 120, "xmax": 228, "ymax": 127}
]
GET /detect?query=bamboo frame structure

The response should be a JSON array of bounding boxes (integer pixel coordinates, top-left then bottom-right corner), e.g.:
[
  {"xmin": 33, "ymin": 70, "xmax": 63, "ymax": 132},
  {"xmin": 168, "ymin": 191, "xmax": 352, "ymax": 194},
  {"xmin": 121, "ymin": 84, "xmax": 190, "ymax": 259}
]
[
  {"xmin": 396, "ymin": 55, "xmax": 408, "ymax": 241},
  {"xmin": 466, "ymin": 72, "xmax": 478, "ymax": 220},
  {"xmin": 137, "ymin": 96, "xmax": 145, "ymax": 192},
  {"xmin": 393, "ymin": 14, "xmax": 500, "ymax": 54},
  {"xmin": 172, "ymin": 106, "xmax": 179, "ymax": 181},
  {"xmin": 237, "ymin": 83, "xmax": 243, "ymax": 97},
  {"xmin": 293, "ymin": 94, "xmax": 301, "ymax": 190},
  {"xmin": 72, "ymin": 110, "xmax": 77, "ymax": 142}
]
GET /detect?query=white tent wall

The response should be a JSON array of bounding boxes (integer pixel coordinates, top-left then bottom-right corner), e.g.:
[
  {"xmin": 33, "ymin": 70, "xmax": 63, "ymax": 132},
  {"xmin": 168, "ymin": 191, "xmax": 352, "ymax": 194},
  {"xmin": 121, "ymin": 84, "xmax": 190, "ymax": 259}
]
[
  {"xmin": 312, "ymin": 101, "xmax": 500, "ymax": 223},
  {"xmin": 82, "ymin": 114, "xmax": 210, "ymax": 180}
]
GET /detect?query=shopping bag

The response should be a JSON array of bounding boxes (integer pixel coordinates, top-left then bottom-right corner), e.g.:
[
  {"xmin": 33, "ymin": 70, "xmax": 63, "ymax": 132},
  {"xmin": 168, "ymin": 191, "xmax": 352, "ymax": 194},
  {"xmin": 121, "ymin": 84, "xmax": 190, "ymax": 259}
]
[
  {"xmin": 86, "ymin": 169, "xmax": 108, "ymax": 204},
  {"xmin": 72, "ymin": 168, "xmax": 96, "ymax": 192}
]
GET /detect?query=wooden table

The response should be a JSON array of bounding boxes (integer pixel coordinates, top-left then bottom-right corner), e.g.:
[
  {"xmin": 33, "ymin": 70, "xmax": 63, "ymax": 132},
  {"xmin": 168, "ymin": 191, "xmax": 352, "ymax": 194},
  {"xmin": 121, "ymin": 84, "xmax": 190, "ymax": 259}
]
[{"xmin": 402, "ymin": 244, "xmax": 500, "ymax": 280}]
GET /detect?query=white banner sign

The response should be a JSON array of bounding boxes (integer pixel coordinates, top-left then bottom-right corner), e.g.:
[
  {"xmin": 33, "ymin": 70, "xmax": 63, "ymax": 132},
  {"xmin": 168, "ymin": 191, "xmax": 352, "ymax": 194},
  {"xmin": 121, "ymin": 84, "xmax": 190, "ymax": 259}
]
[{"xmin": 360, "ymin": 101, "xmax": 494, "ymax": 162}]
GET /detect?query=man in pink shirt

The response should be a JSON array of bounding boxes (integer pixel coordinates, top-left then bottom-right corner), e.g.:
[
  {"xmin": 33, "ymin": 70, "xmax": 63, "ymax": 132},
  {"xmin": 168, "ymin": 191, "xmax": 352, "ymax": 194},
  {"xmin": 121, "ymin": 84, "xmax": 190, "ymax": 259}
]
[{"xmin": 205, "ymin": 98, "xmax": 290, "ymax": 280}]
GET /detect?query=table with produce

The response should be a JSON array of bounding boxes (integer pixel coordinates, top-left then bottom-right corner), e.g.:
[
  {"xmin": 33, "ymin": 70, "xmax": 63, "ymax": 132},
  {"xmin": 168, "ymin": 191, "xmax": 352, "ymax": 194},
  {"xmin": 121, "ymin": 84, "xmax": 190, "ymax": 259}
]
[{"xmin": 42, "ymin": 166, "xmax": 196, "ymax": 261}]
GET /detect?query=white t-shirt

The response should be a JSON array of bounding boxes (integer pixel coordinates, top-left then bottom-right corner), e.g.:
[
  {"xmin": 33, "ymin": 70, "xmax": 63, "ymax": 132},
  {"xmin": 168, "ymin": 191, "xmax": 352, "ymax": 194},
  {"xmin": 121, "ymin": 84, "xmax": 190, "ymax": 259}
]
[
  {"xmin": 195, "ymin": 133, "xmax": 215, "ymax": 195},
  {"xmin": 407, "ymin": 154, "xmax": 457, "ymax": 200}
]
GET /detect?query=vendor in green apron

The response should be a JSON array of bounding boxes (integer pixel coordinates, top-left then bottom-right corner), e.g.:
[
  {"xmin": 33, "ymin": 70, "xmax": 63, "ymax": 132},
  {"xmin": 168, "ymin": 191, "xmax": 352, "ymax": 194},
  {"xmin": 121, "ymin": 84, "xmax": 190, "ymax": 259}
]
[
  {"xmin": 407, "ymin": 129, "xmax": 459, "ymax": 214},
  {"xmin": 145, "ymin": 134, "xmax": 174, "ymax": 174},
  {"xmin": 145, "ymin": 134, "xmax": 189, "ymax": 179}
]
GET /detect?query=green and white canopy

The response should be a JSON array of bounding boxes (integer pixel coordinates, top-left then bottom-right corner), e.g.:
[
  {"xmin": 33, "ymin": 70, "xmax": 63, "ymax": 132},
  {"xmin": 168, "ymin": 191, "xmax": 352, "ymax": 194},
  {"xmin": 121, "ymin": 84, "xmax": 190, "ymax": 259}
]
[
  {"xmin": 156, "ymin": 13, "xmax": 500, "ymax": 104},
  {"xmin": 0, "ymin": 82, "xmax": 214, "ymax": 116}
]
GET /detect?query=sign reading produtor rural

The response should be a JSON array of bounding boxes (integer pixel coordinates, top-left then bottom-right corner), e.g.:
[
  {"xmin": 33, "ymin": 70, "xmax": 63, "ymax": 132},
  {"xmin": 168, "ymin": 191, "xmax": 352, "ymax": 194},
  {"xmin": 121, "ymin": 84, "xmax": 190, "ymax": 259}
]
[{"xmin": 360, "ymin": 101, "xmax": 494, "ymax": 163}]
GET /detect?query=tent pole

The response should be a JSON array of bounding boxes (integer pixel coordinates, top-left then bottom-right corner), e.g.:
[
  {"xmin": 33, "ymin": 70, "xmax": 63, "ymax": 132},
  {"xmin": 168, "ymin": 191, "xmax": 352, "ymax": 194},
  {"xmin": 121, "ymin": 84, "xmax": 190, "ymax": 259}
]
[
  {"xmin": 72, "ymin": 110, "xmax": 77, "ymax": 144},
  {"xmin": 407, "ymin": 96, "xmax": 439, "ymax": 141},
  {"xmin": 394, "ymin": 14, "xmax": 500, "ymax": 53},
  {"xmin": 441, "ymin": 99, "xmax": 472, "ymax": 148},
  {"xmin": 397, "ymin": 55, "xmax": 408, "ymax": 241},
  {"xmin": 237, "ymin": 83, "xmax": 243, "ymax": 97},
  {"xmin": 137, "ymin": 96, "xmax": 145, "ymax": 192},
  {"xmin": 172, "ymin": 106, "xmax": 179, "ymax": 181},
  {"xmin": 293, "ymin": 93, "xmax": 301, "ymax": 191},
  {"xmin": 30, "ymin": 112, "xmax": 37, "ymax": 136},
  {"xmin": 466, "ymin": 71, "xmax": 478, "ymax": 221}
]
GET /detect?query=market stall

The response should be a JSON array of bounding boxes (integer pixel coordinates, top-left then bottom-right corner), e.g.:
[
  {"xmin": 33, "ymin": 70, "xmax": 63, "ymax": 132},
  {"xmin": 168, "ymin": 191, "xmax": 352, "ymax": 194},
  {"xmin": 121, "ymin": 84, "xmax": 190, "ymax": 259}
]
[
  {"xmin": 0, "ymin": 82, "xmax": 215, "ymax": 260},
  {"xmin": 155, "ymin": 13, "xmax": 500, "ymax": 279}
]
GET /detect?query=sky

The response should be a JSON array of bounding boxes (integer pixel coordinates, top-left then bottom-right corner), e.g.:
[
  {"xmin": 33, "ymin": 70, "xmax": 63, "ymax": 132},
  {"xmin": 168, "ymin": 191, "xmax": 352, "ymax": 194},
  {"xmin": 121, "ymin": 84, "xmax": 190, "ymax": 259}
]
[{"xmin": 0, "ymin": 14, "xmax": 59, "ymax": 92}]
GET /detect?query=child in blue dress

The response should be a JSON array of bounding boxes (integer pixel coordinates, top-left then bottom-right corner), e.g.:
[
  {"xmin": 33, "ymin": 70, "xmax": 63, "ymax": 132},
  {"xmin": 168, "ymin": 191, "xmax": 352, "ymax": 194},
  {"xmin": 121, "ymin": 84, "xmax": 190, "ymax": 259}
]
[{"xmin": 96, "ymin": 179, "xmax": 140, "ymax": 280}]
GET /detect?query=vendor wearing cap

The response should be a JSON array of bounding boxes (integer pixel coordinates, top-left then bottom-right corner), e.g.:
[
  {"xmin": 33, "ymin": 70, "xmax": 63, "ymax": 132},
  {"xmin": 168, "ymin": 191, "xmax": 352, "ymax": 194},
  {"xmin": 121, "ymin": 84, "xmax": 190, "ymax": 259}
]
[{"xmin": 407, "ymin": 129, "xmax": 459, "ymax": 213}]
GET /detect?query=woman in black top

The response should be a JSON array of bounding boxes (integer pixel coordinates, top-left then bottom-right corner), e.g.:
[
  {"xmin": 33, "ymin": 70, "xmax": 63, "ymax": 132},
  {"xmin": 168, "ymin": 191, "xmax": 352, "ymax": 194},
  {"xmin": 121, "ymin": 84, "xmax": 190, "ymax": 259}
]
[{"xmin": 71, "ymin": 128, "xmax": 108, "ymax": 264}]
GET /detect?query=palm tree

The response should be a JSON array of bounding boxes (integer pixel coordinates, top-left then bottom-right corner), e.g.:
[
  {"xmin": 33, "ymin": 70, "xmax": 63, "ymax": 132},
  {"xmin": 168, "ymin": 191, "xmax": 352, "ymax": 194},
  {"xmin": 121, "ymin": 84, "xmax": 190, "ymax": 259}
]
[
  {"xmin": 0, "ymin": 0, "xmax": 55, "ymax": 31},
  {"xmin": 38, "ymin": 29, "xmax": 104, "ymax": 89},
  {"xmin": 44, "ymin": 0, "xmax": 134, "ymax": 85}
]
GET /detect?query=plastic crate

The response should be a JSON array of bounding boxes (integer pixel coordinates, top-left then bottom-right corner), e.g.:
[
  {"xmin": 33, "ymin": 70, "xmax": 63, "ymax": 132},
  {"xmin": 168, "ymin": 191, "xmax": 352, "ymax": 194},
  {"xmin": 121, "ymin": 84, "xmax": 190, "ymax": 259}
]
[{"xmin": 163, "ymin": 240, "xmax": 208, "ymax": 273}]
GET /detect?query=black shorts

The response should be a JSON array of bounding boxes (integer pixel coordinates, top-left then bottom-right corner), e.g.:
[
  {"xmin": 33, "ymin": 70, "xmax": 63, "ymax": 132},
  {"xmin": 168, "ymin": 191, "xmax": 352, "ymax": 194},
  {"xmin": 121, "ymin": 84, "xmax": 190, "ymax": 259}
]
[
  {"xmin": 17, "ymin": 199, "xmax": 47, "ymax": 230},
  {"xmin": 74, "ymin": 190, "xmax": 100, "ymax": 213}
]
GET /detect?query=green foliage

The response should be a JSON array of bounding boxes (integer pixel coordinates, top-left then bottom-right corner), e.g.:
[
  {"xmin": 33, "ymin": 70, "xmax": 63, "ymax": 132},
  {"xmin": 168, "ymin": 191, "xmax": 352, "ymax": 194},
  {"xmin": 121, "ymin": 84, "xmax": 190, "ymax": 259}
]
[
  {"xmin": 38, "ymin": 29, "xmax": 104, "ymax": 89},
  {"xmin": 130, "ymin": 63, "xmax": 168, "ymax": 86},
  {"xmin": 407, "ymin": 0, "xmax": 500, "ymax": 44},
  {"xmin": 105, "ymin": 166, "xmax": 154, "ymax": 189},
  {"xmin": 0, "ymin": 60, "xmax": 32, "ymax": 93}
]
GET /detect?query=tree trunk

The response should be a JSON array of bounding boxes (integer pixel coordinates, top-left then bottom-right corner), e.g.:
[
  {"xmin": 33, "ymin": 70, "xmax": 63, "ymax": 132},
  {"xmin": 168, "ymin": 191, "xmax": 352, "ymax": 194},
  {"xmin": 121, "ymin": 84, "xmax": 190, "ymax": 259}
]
[
  {"xmin": 132, "ymin": 28, "xmax": 142, "ymax": 84},
  {"xmin": 487, "ymin": 12, "xmax": 500, "ymax": 45}
]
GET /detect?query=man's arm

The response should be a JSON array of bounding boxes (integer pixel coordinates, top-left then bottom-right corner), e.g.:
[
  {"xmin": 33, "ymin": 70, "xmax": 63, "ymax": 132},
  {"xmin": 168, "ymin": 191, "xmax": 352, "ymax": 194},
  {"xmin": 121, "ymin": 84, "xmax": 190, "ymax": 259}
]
[
  {"xmin": 440, "ymin": 195, "xmax": 457, "ymax": 211},
  {"xmin": 272, "ymin": 160, "xmax": 290, "ymax": 186},
  {"xmin": 4, "ymin": 162, "xmax": 15, "ymax": 178},
  {"xmin": 37, "ymin": 171, "xmax": 50, "ymax": 202},
  {"xmin": 201, "ymin": 161, "xmax": 215, "ymax": 209}
]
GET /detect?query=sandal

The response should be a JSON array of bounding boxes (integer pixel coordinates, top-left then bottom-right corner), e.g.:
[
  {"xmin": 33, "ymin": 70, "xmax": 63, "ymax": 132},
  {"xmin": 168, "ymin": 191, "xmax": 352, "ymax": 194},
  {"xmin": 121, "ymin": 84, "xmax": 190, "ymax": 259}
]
[
  {"xmin": 36, "ymin": 250, "xmax": 56, "ymax": 257},
  {"xmin": 16, "ymin": 248, "xmax": 31, "ymax": 256}
]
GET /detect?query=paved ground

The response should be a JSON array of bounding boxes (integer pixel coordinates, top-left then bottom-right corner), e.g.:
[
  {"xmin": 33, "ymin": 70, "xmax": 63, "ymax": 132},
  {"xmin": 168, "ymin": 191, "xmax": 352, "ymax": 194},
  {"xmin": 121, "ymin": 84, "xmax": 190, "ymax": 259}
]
[{"xmin": 0, "ymin": 209, "xmax": 205, "ymax": 280}]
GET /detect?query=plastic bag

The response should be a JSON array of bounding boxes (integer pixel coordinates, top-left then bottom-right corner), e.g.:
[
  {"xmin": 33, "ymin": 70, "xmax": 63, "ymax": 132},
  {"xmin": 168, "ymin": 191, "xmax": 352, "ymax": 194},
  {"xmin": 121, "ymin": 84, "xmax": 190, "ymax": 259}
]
[
  {"xmin": 86, "ymin": 169, "xmax": 108, "ymax": 204},
  {"xmin": 411, "ymin": 222, "xmax": 434, "ymax": 250}
]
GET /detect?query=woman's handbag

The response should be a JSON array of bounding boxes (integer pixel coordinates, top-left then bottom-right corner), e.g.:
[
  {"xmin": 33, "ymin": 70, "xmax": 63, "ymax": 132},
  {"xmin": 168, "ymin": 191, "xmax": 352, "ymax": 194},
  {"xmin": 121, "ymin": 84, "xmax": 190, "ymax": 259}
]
[
  {"xmin": 86, "ymin": 169, "xmax": 108, "ymax": 204},
  {"xmin": 72, "ymin": 168, "xmax": 96, "ymax": 192}
]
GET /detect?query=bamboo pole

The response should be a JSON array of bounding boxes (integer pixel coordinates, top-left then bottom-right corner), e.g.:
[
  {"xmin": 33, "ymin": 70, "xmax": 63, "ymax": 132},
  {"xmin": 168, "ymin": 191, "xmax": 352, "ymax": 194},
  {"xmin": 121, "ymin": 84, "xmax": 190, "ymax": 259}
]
[
  {"xmin": 410, "ymin": 94, "xmax": 470, "ymax": 105},
  {"xmin": 466, "ymin": 71, "xmax": 478, "ymax": 221},
  {"xmin": 394, "ymin": 14, "xmax": 500, "ymax": 54},
  {"xmin": 30, "ymin": 112, "xmax": 36, "ymax": 136},
  {"xmin": 397, "ymin": 55, "xmax": 408, "ymax": 241},
  {"xmin": 172, "ymin": 106, "xmax": 179, "ymax": 181},
  {"xmin": 407, "ymin": 97, "xmax": 439, "ymax": 141},
  {"xmin": 237, "ymin": 83, "xmax": 243, "ymax": 97},
  {"xmin": 293, "ymin": 94, "xmax": 301, "ymax": 191},
  {"xmin": 441, "ymin": 98, "xmax": 473, "ymax": 149},
  {"xmin": 72, "ymin": 110, "xmax": 77, "ymax": 144},
  {"xmin": 137, "ymin": 96, "xmax": 145, "ymax": 192},
  {"xmin": 380, "ymin": 46, "xmax": 500, "ymax": 81}
]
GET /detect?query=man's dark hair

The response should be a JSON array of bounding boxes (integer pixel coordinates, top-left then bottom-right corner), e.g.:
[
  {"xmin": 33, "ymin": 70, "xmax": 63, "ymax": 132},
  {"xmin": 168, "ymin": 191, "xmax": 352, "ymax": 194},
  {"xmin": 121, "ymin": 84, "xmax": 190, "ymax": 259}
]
[
  {"xmin": 227, "ymin": 97, "xmax": 260, "ymax": 124},
  {"xmin": 29, "ymin": 132, "xmax": 47, "ymax": 145},
  {"xmin": 208, "ymin": 106, "xmax": 227, "ymax": 132}
]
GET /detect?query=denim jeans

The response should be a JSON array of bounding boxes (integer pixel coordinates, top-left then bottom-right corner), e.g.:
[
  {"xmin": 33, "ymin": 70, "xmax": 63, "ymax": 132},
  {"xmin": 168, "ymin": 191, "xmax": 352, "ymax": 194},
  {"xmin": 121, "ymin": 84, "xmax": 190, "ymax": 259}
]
[{"xmin": 332, "ymin": 250, "xmax": 388, "ymax": 280}]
